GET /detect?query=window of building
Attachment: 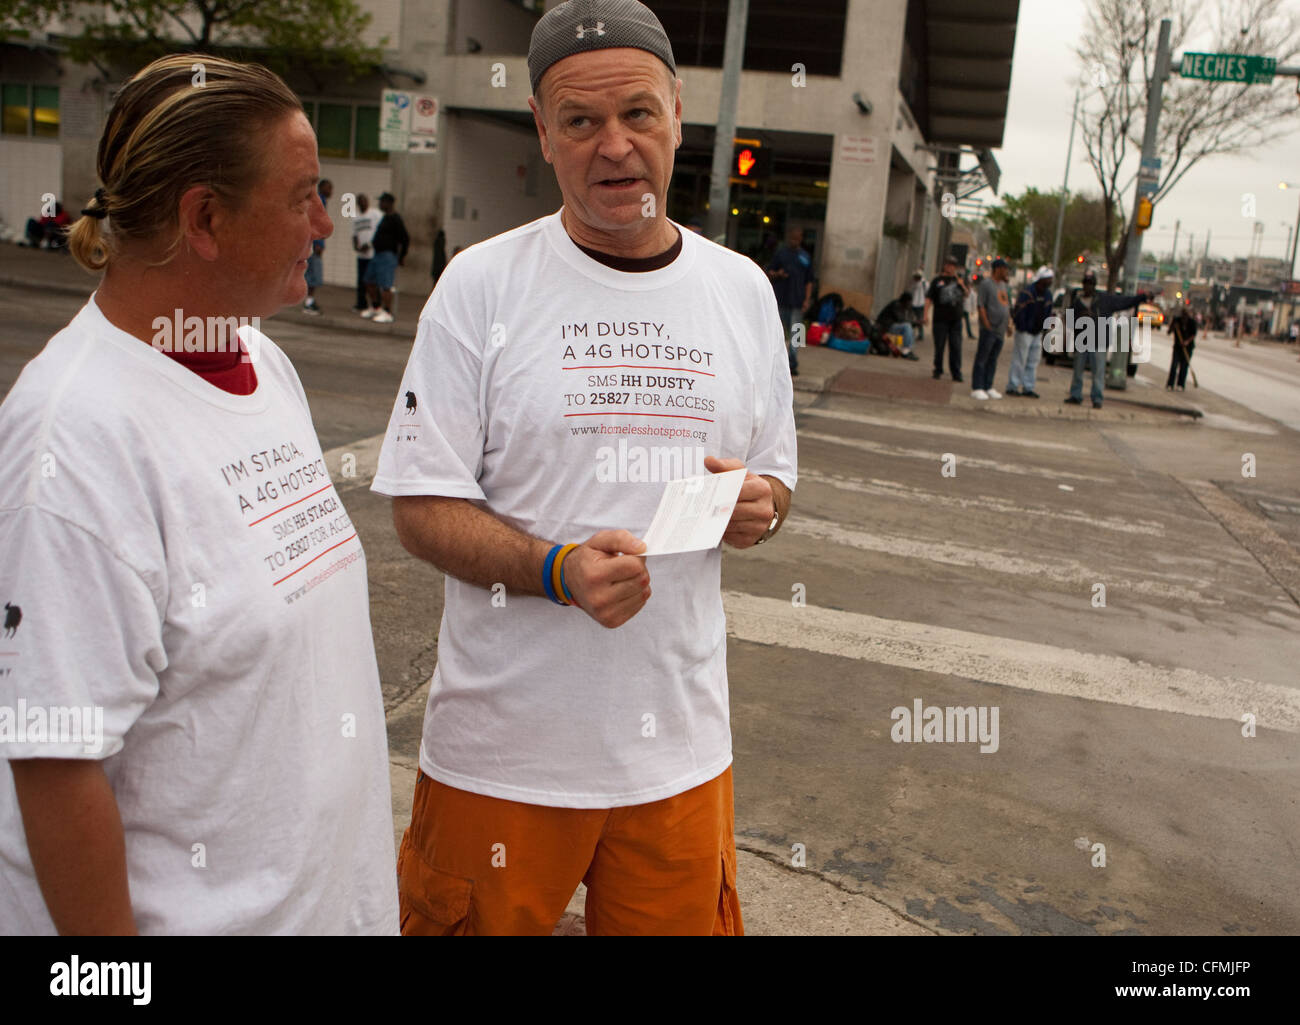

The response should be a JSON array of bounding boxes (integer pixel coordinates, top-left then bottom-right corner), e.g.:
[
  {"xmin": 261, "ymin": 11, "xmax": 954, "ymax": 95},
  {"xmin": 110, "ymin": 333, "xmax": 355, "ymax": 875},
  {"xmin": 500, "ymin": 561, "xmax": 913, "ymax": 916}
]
[
  {"xmin": 33, "ymin": 86, "xmax": 59, "ymax": 138},
  {"xmin": 1, "ymin": 84, "xmax": 59, "ymax": 137},
  {"xmin": 301, "ymin": 99, "xmax": 387, "ymax": 162}
]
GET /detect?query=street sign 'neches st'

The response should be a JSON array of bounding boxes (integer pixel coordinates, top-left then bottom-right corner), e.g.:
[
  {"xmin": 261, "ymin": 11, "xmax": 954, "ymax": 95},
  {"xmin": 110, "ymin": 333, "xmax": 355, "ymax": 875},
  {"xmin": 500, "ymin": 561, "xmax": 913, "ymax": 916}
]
[{"xmin": 1179, "ymin": 52, "xmax": 1277, "ymax": 84}]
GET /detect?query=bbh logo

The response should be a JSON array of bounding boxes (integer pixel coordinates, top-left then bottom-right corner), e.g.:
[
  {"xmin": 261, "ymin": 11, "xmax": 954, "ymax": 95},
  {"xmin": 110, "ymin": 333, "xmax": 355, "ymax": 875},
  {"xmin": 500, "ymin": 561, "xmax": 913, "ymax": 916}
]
[
  {"xmin": 405, "ymin": 391, "xmax": 418, "ymax": 414},
  {"xmin": 3, "ymin": 602, "xmax": 19, "ymax": 638}
]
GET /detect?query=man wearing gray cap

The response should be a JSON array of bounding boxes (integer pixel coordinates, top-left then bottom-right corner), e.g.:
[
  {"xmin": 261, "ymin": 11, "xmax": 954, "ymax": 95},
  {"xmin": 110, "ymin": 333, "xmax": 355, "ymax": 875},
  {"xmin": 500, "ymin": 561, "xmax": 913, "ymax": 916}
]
[{"xmin": 373, "ymin": 0, "xmax": 797, "ymax": 936}]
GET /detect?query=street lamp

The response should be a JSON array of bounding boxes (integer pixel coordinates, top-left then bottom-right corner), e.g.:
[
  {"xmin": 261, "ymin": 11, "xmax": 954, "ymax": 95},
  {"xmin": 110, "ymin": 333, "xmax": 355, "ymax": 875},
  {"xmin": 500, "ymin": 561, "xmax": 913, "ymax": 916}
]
[{"xmin": 1278, "ymin": 181, "xmax": 1300, "ymax": 282}]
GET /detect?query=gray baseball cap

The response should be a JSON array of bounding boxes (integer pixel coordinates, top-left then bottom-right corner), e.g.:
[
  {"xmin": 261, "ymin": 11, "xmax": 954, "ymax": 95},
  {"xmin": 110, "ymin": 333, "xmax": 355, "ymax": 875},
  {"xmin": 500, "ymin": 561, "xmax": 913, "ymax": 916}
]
[{"xmin": 528, "ymin": 0, "xmax": 677, "ymax": 98}]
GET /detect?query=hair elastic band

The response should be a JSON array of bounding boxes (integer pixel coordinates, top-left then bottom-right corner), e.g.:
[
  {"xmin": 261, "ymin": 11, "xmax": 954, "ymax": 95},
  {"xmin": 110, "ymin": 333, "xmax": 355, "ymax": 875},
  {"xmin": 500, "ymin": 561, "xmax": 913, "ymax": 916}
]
[{"xmin": 80, "ymin": 187, "xmax": 108, "ymax": 219}]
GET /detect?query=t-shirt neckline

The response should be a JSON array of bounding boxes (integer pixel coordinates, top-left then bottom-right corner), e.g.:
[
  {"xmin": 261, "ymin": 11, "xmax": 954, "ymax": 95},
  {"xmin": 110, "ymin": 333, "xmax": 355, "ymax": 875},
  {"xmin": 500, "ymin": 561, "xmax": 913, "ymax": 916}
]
[
  {"xmin": 84, "ymin": 293, "xmax": 272, "ymax": 414},
  {"xmin": 543, "ymin": 211, "xmax": 696, "ymax": 291}
]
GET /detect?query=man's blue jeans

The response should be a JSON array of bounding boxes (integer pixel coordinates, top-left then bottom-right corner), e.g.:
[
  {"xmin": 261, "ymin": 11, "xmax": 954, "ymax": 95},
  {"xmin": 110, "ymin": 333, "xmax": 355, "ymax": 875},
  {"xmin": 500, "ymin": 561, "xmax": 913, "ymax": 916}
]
[
  {"xmin": 1007, "ymin": 330, "xmax": 1043, "ymax": 392},
  {"xmin": 887, "ymin": 322, "xmax": 915, "ymax": 353},
  {"xmin": 972, "ymin": 328, "xmax": 1004, "ymax": 391},
  {"xmin": 1070, "ymin": 346, "xmax": 1105, "ymax": 404}
]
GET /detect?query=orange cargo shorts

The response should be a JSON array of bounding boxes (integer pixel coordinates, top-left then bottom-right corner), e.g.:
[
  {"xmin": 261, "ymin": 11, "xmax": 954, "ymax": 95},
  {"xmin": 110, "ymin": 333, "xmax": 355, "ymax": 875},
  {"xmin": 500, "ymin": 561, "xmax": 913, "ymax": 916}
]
[{"xmin": 396, "ymin": 765, "xmax": 743, "ymax": 936}]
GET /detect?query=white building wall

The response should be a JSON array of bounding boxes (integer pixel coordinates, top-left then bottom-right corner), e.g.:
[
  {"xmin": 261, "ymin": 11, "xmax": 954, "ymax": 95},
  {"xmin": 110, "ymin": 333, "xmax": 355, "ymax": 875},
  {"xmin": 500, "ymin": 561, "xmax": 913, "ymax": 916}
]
[
  {"xmin": 316, "ymin": 161, "xmax": 395, "ymax": 289},
  {"xmin": 439, "ymin": 112, "xmax": 562, "ymax": 253},
  {"xmin": 0, "ymin": 139, "xmax": 62, "ymax": 239}
]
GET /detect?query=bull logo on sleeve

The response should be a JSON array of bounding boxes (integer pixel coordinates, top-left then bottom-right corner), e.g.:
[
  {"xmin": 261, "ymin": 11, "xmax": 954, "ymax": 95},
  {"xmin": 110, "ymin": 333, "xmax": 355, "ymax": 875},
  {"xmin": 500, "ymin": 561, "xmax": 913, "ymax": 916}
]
[
  {"xmin": 3, "ymin": 602, "xmax": 20, "ymax": 638},
  {"xmin": 405, "ymin": 391, "xmax": 418, "ymax": 414}
]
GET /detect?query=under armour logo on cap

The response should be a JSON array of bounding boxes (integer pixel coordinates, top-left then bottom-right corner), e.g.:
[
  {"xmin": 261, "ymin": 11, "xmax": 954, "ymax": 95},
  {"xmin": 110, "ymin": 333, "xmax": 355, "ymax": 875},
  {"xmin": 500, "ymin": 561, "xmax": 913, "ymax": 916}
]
[{"xmin": 529, "ymin": 0, "xmax": 676, "ymax": 97}]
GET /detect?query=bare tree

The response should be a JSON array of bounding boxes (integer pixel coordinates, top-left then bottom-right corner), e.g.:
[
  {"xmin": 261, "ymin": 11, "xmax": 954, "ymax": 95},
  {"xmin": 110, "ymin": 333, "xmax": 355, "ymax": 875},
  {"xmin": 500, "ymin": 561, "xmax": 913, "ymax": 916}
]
[{"xmin": 1077, "ymin": 0, "xmax": 1300, "ymax": 288}]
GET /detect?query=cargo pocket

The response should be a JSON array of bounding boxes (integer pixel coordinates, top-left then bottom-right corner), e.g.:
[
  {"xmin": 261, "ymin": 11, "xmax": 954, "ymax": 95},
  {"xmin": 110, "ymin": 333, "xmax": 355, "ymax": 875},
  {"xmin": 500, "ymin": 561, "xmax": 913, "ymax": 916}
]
[
  {"xmin": 397, "ymin": 833, "xmax": 474, "ymax": 937},
  {"xmin": 714, "ymin": 845, "xmax": 742, "ymax": 936}
]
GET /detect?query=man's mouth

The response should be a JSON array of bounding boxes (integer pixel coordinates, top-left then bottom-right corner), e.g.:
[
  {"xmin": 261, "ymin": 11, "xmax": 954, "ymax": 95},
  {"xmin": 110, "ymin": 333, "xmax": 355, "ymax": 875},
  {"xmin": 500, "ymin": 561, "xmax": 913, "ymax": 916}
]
[{"xmin": 595, "ymin": 177, "xmax": 641, "ymax": 188}]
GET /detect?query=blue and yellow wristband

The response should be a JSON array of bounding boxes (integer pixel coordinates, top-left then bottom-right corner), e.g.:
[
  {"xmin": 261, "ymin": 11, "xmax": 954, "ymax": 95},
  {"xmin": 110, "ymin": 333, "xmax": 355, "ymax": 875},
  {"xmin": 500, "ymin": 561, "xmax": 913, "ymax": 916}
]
[{"xmin": 543, "ymin": 543, "xmax": 579, "ymax": 605}]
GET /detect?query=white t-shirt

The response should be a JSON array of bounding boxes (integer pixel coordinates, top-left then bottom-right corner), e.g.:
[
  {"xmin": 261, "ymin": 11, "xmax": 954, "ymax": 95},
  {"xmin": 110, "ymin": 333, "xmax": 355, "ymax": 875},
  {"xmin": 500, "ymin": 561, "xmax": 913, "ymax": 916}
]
[
  {"xmin": 372, "ymin": 212, "xmax": 797, "ymax": 808},
  {"xmin": 353, "ymin": 209, "xmax": 381, "ymax": 259},
  {"xmin": 0, "ymin": 297, "xmax": 398, "ymax": 935},
  {"xmin": 911, "ymin": 279, "xmax": 927, "ymax": 306}
]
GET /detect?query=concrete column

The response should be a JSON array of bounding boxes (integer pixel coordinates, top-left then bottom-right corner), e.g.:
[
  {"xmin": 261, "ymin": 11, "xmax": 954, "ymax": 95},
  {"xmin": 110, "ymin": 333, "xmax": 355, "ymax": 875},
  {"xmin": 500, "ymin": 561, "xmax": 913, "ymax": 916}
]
[{"xmin": 818, "ymin": 0, "xmax": 909, "ymax": 308}]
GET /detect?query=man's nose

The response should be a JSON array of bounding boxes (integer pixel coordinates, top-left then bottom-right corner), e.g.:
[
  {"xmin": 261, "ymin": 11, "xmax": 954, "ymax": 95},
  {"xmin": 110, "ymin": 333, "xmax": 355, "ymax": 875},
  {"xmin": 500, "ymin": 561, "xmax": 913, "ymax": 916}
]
[
  {"xmin": 315, "ymin": 195, "xmax": 334, "ymax": 239},
  {"xmin": 594, "ymin": 119, "xmax": 635, "ymax": 162}
]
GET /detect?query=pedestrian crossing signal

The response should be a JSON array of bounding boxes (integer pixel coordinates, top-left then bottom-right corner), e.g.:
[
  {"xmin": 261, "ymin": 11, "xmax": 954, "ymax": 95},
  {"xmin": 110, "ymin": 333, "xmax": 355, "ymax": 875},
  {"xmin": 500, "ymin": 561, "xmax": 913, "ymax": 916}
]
[{"xmin": 1136, "ymin": 197, "xmax": 1153, "ymax": 232}]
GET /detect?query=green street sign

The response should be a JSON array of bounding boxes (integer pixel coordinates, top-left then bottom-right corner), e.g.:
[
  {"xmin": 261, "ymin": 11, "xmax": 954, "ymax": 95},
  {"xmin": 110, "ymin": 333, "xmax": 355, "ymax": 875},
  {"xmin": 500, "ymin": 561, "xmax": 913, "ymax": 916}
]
[{"xmin": 1179, "ymin": 52, "xmax": 1276, "ymax": 84}]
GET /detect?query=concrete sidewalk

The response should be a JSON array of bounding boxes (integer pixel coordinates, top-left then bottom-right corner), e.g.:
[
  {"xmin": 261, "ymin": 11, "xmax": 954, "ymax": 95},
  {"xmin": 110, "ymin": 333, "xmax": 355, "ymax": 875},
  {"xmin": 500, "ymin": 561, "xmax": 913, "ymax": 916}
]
[{"xmin": 0, "ymin": 238, "xmax": 426, "ymax": 340}]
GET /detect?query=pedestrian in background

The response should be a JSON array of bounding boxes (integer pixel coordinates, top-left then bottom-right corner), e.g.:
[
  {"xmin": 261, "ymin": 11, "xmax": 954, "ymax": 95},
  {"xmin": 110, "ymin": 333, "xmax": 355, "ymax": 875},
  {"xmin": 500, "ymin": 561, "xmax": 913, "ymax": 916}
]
[
  {"xmin": 362, "ymin": 192, "xmax": 409, "ymax": 324},
  {"xmin": 1064, "ymin": 270, "xmax": 1149, "ymax": 409},
  {"xmin": 302, "ymin": 178, "xmax": 331, "ymax": 315},
  {"xmin": 766, "ymin": 226, "xmax": 813, "ymax": 377},
  {"xmin": 971, "ymin": 257, "xmax": 1012, "ymax": 400},
  {"xmin": 430, "ymin": 228, "xmax": 447, "ymax": 287},
  {"xmin": 351, "ymin": 193, "xmax": 380, "ymax": 313},
  {"xmin": 963, "ymin": 273, "xmax": 978, "ymax": 339},
  {"xmin": 1167, "ymin": 306, "xmax": 1197, "ymax": 391},
  {"xmin": 925, "ymin": 255, "xmax": 968, "ymax": 382},
  {"xmin": 910, "ymin": 269, "xmax": 927, "ymax": 341},
  {"xmin": 1006, "ymin": 265, "xmax": 1054, "ymax": 398}
]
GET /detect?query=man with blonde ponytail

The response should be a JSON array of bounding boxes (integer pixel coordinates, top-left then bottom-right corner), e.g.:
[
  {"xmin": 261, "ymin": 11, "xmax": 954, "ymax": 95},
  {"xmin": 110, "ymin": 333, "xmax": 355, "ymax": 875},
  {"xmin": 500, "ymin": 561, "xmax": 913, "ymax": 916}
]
[{"xmin": 0, "ymin": 54, "xmax": 398, "ymax": 935}]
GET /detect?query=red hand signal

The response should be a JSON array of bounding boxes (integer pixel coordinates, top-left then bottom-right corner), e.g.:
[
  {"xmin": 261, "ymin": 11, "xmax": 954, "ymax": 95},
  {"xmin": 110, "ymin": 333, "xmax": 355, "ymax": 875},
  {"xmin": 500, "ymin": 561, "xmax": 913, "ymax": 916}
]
[{"xmin": 737, "ymin": 148, "xmax": 756, "ymax": 176}]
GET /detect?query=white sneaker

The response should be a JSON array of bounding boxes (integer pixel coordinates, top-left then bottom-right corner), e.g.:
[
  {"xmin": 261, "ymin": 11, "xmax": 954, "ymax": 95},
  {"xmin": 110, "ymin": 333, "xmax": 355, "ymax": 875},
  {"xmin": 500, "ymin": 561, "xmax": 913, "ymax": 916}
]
[
  {"xmin": 986, "ymin": 388, "xmax": 1003, "ymax": 399},
  {"xmin": 359, "ymin": 308, "xmax": 377, "ymax": 319},
  {"xmin": 372, "ymin": 310, "xmax": 394, "ymax": 324},
  {"xmin": 972, "ymin": 389, "xmax": 989, "ymax": 400}
]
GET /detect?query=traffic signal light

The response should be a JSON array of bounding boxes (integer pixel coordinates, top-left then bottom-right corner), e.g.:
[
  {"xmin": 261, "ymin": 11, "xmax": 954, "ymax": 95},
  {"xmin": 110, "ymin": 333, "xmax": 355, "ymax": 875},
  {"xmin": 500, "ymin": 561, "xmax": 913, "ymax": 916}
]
[
  {"xmin": 1136, "ymin": 197, "xmax": 1153, "ymax": 232},
  {"xmin": 732, "ymin": 144, "xmax": 770, "ymax": 180},
  {"xmin": 1076, "ymin": 254, "xmax": 1085, "ymax": 263}
]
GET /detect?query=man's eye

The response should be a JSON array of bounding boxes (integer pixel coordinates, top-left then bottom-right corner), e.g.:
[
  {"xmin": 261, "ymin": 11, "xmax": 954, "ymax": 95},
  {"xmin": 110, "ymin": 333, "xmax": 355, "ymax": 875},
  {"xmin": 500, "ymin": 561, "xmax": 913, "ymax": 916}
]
[{"xmin": 628, "ymin": 109, "xmax": 649, "ymax": 120}]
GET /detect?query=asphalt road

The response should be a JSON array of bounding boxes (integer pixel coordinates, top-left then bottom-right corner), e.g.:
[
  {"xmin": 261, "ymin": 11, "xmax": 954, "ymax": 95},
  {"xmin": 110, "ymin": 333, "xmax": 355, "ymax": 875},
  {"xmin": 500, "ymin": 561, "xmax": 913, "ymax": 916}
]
[{"xmin": 5, "ymin": 285, "xmax": 1300, "ymax": 935}]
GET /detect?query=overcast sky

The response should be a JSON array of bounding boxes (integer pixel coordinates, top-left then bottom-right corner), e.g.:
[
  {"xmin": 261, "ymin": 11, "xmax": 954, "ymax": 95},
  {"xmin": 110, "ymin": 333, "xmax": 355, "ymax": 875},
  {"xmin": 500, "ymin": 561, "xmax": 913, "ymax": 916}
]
[{"xmin": 994, "ymin": 0, "xmax": 1300, "ymax": 267}]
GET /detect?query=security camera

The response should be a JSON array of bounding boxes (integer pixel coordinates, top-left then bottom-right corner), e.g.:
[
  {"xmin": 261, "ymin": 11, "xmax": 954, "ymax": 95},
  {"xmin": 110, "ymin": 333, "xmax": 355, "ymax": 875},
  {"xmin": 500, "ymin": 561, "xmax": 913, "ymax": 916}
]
[{"xmin": 852, "ymin": 92, "xmax": 872, "ymax": 116}]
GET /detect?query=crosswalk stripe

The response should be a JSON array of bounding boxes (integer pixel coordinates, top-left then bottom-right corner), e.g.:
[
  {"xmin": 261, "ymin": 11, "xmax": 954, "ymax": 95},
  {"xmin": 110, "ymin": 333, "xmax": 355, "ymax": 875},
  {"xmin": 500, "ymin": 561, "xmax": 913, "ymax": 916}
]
[
  {"xmin": 799, "ymin": 430, "xmax": 1112, "ymax": 483},
  {"xmin": 723, "ymin": 591, "xmax": 1300, "ymax": 733},
  {"xmin": 799, "ymin": 468, "xmax": 1164, "ymax": 536},
  {"xmin": 799, "ymin": 406, "xmax": 1086, "ymax": 452},
  {"xmin": 781, "ymin": 515, "xmax": 1221, "ymax": 605}
]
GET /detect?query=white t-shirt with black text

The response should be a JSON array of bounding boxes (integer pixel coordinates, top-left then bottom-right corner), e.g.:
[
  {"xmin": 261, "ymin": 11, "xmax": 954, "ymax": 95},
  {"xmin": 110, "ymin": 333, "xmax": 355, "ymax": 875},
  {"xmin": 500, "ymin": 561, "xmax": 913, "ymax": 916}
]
[
  {"xmin": 0, "ymin": 297, "xmax": 398, "ymax": 935},
  {"xmin": 372, "ymin": 211, "xmax": 797, "ymax": 808}
]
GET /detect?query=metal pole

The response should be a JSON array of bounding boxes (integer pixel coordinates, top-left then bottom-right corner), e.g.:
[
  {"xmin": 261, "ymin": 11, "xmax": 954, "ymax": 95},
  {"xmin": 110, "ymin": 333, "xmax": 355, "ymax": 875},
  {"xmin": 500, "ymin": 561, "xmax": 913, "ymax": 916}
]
[
  {"xmin": 1289, "ymin": 191, "xmax": 1300, "ymax": 282},
  {"xmin": 1051, "ymin": 88, "xmax": 1081, "ymax": 276},
  {"xmin": 704, "ymin": 0, "xmax": 749, "ymax": 244},
  {"xmin": 1285, "ymin": 224, "xmax": 1293, "ymax": 262},
  {"xmin": 1122, "ymin": 18, "xmax": 1172, "ymax": 294},
  {"xmin": 1170, "ymin": 219, "xmax": 1179, "ymax": 277}
]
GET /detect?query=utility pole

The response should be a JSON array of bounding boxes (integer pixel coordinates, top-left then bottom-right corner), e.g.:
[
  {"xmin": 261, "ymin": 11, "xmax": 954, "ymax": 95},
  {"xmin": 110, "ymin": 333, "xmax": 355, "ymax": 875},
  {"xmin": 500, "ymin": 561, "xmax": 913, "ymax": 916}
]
[
  {"xmin": 704, "ymin": 0, "xmax": 749, "ymax": 245},
  {"xmin": 1051, "ymin": 87, "xmax": 1081, "ymax": 276},
  {"xmin": 1170, "ymin": 218, "xmax": 1180, "ymax": 278},
  {"xmin": 1122, "ymin": 17, "xmax": 1172, "ymax": 294}
]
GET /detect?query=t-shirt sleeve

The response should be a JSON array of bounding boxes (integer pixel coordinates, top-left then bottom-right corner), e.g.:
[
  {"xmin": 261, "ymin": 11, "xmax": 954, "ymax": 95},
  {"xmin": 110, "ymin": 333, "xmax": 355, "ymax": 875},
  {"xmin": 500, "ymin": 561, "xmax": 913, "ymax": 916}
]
[
  {"xmin": 371, "ymin": 313, "xmax": 487, "ymax": 500},
  {"xmin": 0, "ymin": 507, "xmax": 164, "ymax": 760},
  {"xmin": 745, "ymin": 286, "xmax": 798, "ymax": 491}
]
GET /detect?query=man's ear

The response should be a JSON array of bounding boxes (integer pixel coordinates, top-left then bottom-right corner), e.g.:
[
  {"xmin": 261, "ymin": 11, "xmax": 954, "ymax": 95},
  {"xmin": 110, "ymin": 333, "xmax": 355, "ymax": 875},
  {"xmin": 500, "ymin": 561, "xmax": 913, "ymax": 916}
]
[
  {"xmin": 672, "ymin": 77, "xmax": 683, "ymax": 148},
  {"xmin": 528, "ymin": 96, "xmax": 554, "ymax": 165},
  {"xmin": 177, "ymin": 184, "xmax": 220, "ymax": 262}
]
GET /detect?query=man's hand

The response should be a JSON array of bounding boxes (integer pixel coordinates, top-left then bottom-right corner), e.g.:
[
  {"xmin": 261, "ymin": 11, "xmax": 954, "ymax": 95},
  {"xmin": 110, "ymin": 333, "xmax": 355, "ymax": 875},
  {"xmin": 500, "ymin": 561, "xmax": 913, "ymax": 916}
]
[
  {"xmin": 562, "ymin": 529, "xmax": 650, "ymax": 628},
  {"xmin": 704, "ymin": 456, "xmax": 775, "ymax": 548}
]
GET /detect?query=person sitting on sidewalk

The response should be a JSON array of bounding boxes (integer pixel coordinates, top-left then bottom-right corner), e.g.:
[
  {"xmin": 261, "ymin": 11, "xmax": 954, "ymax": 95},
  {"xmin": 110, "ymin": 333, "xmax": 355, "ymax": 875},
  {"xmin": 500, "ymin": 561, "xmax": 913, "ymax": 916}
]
[
  {"xmin": 21, "ymin": 203, "xmax": 72, "ymax": 249},
  {"xmin": 362, "ymin": 192, "xmax": 409, "ymax": 324},
  {"xmin": 875, "ymin": 290, "xmax": 920, "ymax": 359},
  {"xmin": 1006, "ymin": 265, "xmax": 1054, "ymax": 397}
]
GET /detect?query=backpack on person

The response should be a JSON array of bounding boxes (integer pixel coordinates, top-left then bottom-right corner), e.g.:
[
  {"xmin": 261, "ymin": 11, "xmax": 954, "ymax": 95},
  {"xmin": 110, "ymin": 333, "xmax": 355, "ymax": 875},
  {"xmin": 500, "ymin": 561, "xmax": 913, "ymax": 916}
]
[{"xmin": 935, "ymin": 277, "xmax": 963, "ymax": 314}]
